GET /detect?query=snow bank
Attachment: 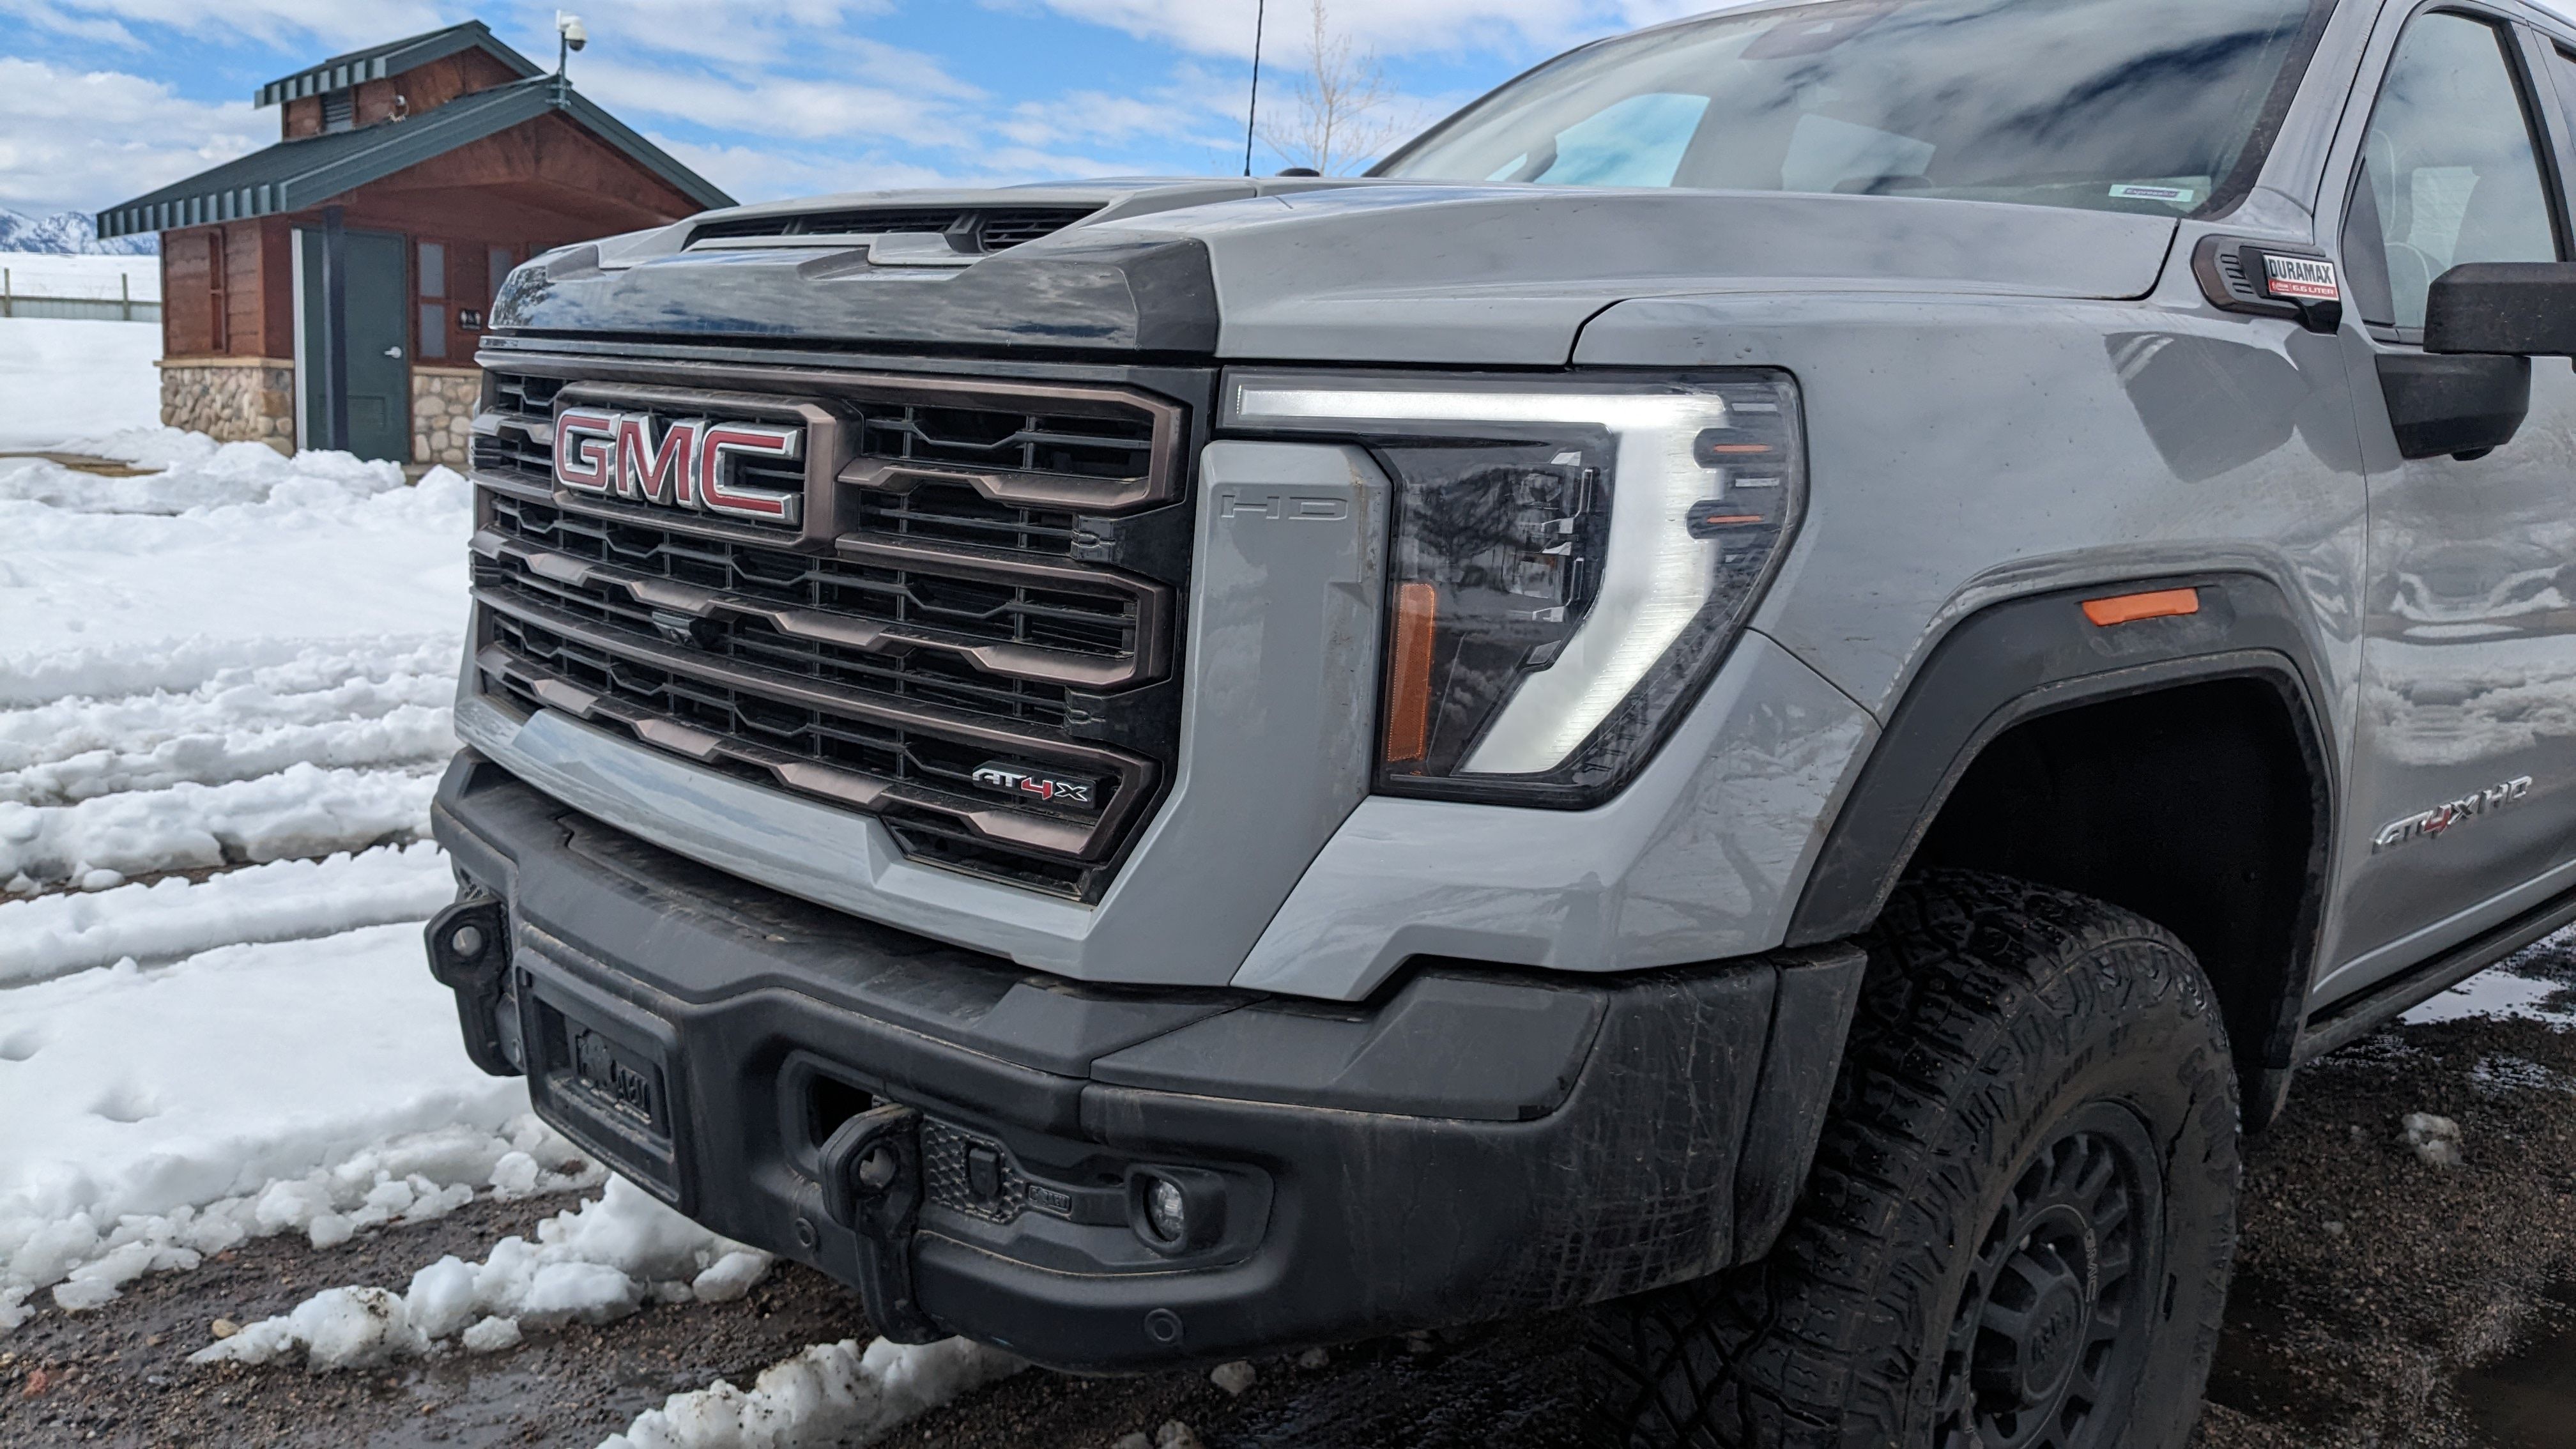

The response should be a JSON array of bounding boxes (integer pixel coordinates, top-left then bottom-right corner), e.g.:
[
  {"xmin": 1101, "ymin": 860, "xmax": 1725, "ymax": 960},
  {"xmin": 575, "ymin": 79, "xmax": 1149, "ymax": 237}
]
[
  {"xmin": 0, "ymin": 762, "xmax": 441, "ymax": 888},
  {"xmin": 0, "ymin": 318, "xmax": 158, "ymax": 450},
  {"xmin": 0, "ymin": 843, "xmax": 458, "ymax": 983},
  {"xmin": 194, "ymin": 1175, "xmax": 772, "ymax": 1370},
  {"xmin": 598, "ymin": 1337, "xmax": 1025, "ymax": 1449},
  {"xmin": 0, "ymin": 924, "xmax": 538, "ymax": 1317},
  {"xmin": 0, "ymin": 638, "xmax": 457, "ymax": 801},
  {"xmin": 0, "ymin": 429, "xmax": 402, "ymax": 514},
  {"xmin": 13, "ymin": 1117, "xmax": 597, "ymax": 1326},
  {"xmin": 0, "ymin": 460, "xmax": 470, "ymax": 705}
]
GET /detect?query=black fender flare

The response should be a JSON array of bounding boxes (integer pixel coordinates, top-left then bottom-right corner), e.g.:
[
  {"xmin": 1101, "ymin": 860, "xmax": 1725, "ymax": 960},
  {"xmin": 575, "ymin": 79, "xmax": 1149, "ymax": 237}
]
[{"xmin": 1783, "ymin": 572, "xmax": 2340, "ymax": 1116}]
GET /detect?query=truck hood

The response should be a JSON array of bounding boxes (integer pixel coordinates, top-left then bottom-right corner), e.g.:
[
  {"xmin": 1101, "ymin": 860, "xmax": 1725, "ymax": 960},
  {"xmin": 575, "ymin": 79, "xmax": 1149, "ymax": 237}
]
[{"xmin": 492, "ymin": 180, "xmax": 2179, "ymax": 365}]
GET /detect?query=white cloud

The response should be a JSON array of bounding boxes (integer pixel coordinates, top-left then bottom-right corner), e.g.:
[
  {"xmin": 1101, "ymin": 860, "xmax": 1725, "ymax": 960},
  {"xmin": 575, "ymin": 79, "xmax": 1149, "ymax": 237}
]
[
  {"xmin": 0, "ymin": 0, "xmax": 442, "ymax": 47},
  {"xmin": 0, "ymin": 58, "xmax": 265, "ymax": 214}
]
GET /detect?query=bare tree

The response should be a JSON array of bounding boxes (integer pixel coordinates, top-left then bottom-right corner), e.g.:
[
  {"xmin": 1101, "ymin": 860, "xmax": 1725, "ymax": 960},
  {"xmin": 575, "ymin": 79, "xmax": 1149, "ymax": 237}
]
[{"xmin": 1256, "ymin": 0, "xmax": 1407, "ymax": 176}]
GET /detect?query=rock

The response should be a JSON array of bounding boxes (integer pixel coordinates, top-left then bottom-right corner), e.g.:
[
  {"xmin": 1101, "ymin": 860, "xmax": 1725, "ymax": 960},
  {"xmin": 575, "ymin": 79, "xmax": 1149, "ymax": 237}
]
[
  {"xmin": 1109, "ymin": 1435, "xmax": 1151, "ymax": 1449},
  {"xmin": 1404, "ymin": 1330, "xmax": 1438, "ymax": 1355},
  {"xmin": 2322, "ymin": 1220, "xmax": 2346, "ymax": 1237},
  {"xmin": 459, "ymin": 1316, "xmax": 521, "ymax": 1354},
  {"xmin": 210, "ymin": 1317, "xmax": 240, "ymax": 1340},
  {"xmin": 1209, "ymin": 1359, "xmax": 1256, "ymax": 1396},
  {"xmin": 1296, "ymin": 1345, "xmax": 1330, "ymax": 1369},
  {"xmin": 2400, "ymin": 1112, "xmax": 2464, "ymax": 1167},
  {"xmin": 21, "ymin": 1366, "xmax": 51, "ymax": 1399},
  {"xmin": 1155, "ymin": 1421, "xmax": 1206, "ymax": 1449}
]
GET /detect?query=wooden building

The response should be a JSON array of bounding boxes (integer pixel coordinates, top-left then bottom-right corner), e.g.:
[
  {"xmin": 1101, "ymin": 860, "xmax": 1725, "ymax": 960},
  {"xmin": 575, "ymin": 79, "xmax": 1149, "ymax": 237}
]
[{"xmin": 96, "ymin": 22, "xmax": 731, "ymax": 464}]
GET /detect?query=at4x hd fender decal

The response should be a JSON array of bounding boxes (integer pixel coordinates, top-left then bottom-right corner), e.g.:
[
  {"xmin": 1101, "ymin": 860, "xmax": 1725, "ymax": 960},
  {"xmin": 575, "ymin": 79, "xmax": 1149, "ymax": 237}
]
[{"xmin": 2373, "ymin": 776, "xmax": 2534, "ymax": 852}]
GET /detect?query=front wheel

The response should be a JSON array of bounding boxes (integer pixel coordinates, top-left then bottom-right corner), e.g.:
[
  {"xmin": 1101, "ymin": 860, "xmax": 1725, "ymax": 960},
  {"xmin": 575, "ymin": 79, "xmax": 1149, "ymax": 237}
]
[{"xmin": 1586, "ymin": 870, "xmax": 2243, "ymax": 1449}]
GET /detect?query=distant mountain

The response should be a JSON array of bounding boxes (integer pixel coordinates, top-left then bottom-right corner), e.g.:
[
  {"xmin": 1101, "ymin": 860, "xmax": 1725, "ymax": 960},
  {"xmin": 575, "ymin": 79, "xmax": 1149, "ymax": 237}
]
[{"xmin": 0, "ymin": 210, "xmax": 157, "ymax": 256}]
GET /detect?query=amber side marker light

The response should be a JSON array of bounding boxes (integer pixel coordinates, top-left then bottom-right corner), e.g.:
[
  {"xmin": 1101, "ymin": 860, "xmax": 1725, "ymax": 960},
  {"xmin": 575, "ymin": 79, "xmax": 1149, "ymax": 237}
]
[
  {"xmin": 1384, "ymin": 582, "xmax": 1438, "ymax": 763},
  {"xmin": 2082, "ymin": 587, "xmax": 2201, "ymax": 627}
]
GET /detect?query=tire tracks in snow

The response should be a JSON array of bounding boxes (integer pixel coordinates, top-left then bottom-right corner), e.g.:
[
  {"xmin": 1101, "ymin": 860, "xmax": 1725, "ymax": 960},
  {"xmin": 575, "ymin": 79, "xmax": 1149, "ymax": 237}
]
[{"xmin": 0, "ymin": 842, "xmax": 459, "ymax": 986}]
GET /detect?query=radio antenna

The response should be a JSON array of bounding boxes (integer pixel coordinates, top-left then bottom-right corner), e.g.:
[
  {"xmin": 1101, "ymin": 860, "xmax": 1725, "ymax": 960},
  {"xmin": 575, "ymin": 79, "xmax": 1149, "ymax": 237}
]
[{"xmin": 1243, "ymin": 0, "xmax": 1266, "ymax": 176}]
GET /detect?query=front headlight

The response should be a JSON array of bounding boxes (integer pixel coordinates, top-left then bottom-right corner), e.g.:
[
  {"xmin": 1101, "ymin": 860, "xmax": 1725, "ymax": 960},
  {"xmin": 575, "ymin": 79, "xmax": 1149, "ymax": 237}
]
[{"xmin": 1224, "ymin": 370, "xmax": 1805, "ymax": 806}]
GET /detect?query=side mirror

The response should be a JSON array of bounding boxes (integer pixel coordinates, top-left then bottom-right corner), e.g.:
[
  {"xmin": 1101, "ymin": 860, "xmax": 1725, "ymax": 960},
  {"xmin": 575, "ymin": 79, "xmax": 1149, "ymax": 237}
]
[
  {"xmin": 2376, "ymin": 262, "xmax": 2576, "ymax": 463},
  {"xmin": 2424, "ymin": 261, "xmax": 2576, "ymax": 356}
]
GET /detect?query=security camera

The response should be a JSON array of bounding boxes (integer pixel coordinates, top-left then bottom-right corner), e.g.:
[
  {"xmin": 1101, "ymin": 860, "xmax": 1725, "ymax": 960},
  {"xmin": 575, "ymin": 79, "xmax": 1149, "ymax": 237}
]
[{"xmin": 557, "ymin": 13, "xmax": 588, "ymax": 50}]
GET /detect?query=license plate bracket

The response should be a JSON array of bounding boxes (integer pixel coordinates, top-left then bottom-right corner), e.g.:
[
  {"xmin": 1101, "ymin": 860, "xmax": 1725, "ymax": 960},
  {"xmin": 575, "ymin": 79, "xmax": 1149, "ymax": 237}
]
[{"xmin": 520, "ymin": 965, "xmax": 689, "ymax": 1209}]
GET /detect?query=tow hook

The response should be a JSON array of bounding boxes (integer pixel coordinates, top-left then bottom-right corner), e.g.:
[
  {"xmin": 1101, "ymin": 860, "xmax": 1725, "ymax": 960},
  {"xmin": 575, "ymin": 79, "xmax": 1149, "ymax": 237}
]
[
  {"xmin": 425, "ymin": 893, "xmax": 518, "ymax": 1077},
  {"xmin": 819, "ymin": 1103, "xmax": 942, "ymax": 1342}
]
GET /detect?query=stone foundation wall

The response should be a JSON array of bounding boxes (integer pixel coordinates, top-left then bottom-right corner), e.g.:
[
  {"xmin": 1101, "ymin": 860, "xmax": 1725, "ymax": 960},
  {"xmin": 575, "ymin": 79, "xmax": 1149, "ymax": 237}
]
[
  {"xmin": 413, "ymin": 367, "xmax": 480, "ymax": 468},
  {"xmin": 159, "ymin": 358, "xmax": 295, "ymax": 454}
]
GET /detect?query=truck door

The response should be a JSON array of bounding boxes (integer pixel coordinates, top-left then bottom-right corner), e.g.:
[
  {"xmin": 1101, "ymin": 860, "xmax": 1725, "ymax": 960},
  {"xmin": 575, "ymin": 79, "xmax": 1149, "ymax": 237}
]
[{"xmin": 2319, "ymin": 3, "xmax": 2576, "ymax": 1003}]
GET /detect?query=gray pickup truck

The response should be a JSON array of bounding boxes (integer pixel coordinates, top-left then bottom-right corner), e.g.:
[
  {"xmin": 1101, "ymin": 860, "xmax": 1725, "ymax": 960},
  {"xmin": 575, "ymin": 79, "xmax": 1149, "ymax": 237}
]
[{"xmin": 423, "ymin": 0, "xmax": 2576, "ymax": 1441}]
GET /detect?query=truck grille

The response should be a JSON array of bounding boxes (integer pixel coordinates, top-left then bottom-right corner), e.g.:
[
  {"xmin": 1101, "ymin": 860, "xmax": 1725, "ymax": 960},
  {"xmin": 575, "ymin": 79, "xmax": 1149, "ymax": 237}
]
[{"xmin": 467, "ymin": 358, "xmax": 1193, "ymax": 900}]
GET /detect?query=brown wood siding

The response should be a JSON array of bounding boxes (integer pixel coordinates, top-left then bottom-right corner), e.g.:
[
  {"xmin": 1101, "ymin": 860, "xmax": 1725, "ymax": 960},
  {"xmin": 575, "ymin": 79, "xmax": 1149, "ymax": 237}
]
[
  {"xmin": 163, "ymin": 228, "xmax": 216, "ymax": 356},
  {"xmin": 338, "ymin": 112, "xmax": 704, "ymax": 234},
  {"xmin": 385, "ymin": 50, "xmax": 525, "ymax": 117},
  {"xmin": 222, "ymin": 220, "xmax": 270, "ymax": 356}
]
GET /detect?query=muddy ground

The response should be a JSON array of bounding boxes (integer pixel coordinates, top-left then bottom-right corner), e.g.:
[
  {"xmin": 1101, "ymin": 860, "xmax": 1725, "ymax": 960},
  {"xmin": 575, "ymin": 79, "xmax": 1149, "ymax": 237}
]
[{"xmin": 7, "ymin": 955, "xmax": 2576, "ymax": 1449}]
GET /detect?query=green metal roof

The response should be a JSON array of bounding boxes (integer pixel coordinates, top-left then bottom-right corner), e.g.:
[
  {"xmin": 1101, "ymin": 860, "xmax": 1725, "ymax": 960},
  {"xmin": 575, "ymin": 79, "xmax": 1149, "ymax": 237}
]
[
  {"xmin": 96, "ymin": 78, "xmax": 734, "ymax": 240},
  {"xmin": 254, "ymin": 20, "xmax": 542, "ymax": 108}
]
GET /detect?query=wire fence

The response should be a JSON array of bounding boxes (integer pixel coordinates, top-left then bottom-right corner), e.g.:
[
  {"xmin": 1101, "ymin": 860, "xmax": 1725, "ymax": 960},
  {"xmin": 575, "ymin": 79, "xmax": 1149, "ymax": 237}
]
[{"xmin": 0, "ymin": 268, "xmax": 162, "ymax": 323}]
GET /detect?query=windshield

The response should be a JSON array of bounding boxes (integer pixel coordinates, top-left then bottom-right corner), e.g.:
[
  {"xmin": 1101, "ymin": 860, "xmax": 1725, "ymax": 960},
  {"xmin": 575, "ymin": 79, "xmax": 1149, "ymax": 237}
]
[{"xmin": 1376, "ymin": 0, "xmax": 2331, "ymax": 218}]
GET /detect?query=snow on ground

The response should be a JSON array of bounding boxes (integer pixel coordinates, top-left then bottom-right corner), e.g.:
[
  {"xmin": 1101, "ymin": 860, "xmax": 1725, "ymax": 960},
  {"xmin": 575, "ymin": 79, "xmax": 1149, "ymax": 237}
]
[
  {"xmin": 0, "ymin": 434, "xmax": 488, "ymax": 1328},
  {"xmin": 0, "ymin": 761, "xmax": 442, "ymax": 889},
  {"xmin": 0, "ymin": 318, "xmax": 160, "ymax": 450},
  {"xmin": 0, "ymin": 843, "xmax": 457, "ymax": 984},
  {"xmin": 598, "ymin": 1337, "xmax": 1026, "ymax": 1449},
  {"xmin": 194, "ymin": 1176, "xmax": 775, "ymax": 1371},
  {"xmin": 0, "ymin": 440, "xmax": 468, "ymax": 703},
  {"xmin": 0, "ymin": 640, "xmax": 456, "ymax": 806}
]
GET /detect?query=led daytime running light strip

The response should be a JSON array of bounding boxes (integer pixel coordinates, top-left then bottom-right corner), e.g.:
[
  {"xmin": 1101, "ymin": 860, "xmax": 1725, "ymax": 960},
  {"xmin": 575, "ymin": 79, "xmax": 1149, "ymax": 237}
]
[{"xmin": 1234, "ymin": 384, "xmax": 1735, "ymax": 774}]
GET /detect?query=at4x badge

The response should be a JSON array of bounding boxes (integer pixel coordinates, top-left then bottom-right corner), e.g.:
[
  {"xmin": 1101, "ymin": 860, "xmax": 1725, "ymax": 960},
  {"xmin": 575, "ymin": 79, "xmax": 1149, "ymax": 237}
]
[
  {"xmin": 972, "ymin": 763, "xmax": 1100, "ymax": 809},
  {"xmin": 2373, "ymin": 776, "xmax": 2534, "ymax": 852}
]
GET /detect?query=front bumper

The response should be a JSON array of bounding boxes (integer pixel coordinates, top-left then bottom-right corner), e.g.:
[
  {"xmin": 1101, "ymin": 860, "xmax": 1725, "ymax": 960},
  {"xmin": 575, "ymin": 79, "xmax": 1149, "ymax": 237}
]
[{"xmin": 429, "ymin": 753, "xmax": 1865, "ymax": 1369}]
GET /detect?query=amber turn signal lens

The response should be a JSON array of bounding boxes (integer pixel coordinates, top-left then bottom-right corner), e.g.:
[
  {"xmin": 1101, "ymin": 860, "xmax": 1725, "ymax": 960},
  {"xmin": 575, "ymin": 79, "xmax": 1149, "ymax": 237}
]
[
  {"xmin": 2081, "ymin": 587, "xmax": 2200, "ymax": 627},
  {"xmin": 1384, "ymin": 582, "xmax": 1438, "ymax": 763}
]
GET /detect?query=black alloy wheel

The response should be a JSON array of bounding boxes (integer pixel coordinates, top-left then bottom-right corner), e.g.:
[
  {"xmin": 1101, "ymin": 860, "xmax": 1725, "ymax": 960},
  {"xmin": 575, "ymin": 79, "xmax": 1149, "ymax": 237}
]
[{"xmin": 1936, "ymin": 1104, "xmax": 2162, "ymax": 1449}]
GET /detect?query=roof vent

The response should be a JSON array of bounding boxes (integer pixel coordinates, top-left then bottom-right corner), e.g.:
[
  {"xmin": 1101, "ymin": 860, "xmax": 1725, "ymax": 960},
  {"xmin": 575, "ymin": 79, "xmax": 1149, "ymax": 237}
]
[{"xmin": 322, "ymin": 91, "xmax": 356, "ymax": 132}]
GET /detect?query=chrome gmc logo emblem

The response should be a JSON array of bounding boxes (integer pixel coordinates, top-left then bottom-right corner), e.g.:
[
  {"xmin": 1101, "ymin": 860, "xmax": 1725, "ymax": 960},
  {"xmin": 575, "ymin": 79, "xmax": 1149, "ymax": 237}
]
[{"xmin": 552, "ymin": 407, "xmax": 804, "ymax": 525}]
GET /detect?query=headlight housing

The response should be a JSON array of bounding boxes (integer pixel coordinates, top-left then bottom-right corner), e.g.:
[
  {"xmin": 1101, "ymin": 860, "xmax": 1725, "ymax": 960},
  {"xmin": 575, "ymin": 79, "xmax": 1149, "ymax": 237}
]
[{"xmin": 1224, "ymin": 370, "xmax": 1805, "ymax": 807}]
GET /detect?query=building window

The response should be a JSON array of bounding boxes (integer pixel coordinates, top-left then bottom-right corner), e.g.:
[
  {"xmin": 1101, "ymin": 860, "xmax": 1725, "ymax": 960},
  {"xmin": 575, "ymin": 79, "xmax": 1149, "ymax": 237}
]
[
  {"xmin": 206, "ymin": 229, "xmax": 229, "ymax": 353},
  {"xmin": 419, "ymin": 303, "xmax": 447, "ymax": 360},
  {"xmin": 489, "ymin": 245, "xmax": 515, "ymax": 305},
  {"xmin": 322, "ymin": 90, "xmax": 355, "ymax": 132},
  {"xmin": 418, "ymin": 241, "xmax": 444, "ymax": 298}
]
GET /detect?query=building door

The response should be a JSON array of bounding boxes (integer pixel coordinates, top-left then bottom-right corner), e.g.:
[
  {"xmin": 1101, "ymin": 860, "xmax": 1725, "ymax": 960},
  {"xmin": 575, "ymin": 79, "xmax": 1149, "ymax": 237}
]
[
  {"xmin": 2316, "ymin": 6, "xmax": 2576, "ymax": 1004},
  {"xmin": 294, "ymin": 227, "xmax": 410, "ymax": 462}
]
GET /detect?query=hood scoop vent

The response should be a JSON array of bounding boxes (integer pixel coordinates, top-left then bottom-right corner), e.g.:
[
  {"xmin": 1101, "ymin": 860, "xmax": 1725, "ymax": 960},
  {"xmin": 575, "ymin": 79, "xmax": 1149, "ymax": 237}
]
[{"xmin": 689, "ymin": 205, "xmax": 1101, "ymax": 255}]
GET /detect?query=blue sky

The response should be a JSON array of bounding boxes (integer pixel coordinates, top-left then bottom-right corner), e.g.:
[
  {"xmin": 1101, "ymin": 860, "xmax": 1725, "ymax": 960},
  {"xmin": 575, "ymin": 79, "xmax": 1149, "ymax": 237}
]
[{"xmin": 0, "ymin": 0, "xmax": 1712, "ymax": 217}]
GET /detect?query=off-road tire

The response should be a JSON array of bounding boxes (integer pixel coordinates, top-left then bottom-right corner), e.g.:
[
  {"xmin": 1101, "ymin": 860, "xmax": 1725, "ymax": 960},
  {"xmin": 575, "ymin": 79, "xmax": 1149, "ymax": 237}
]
[{"xmin": 1585, "ymin": 870, "xmax": 2242, "ymax": 1449}]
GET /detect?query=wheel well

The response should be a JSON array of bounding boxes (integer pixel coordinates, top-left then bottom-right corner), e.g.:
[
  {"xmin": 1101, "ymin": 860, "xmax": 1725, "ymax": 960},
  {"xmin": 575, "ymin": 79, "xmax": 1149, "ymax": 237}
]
[{"xmin": 1909, "ymin": 678, "xmax": 2324, "ymax": 1117}]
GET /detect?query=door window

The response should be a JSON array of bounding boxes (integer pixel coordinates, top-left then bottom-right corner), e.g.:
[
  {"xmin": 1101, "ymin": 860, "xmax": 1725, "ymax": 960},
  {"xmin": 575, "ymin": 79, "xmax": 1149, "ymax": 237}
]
[{"xmin": 2343, "ymin": 12, "xmax": 2559, "ymax": 328}]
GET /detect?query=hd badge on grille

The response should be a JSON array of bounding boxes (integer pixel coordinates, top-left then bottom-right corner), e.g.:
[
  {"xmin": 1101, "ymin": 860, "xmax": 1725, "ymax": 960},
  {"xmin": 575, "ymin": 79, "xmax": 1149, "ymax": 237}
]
[
  {"xmin": 552, "ymin": 408, "xmax": 805, "ymax": 525},
  {"xmin": 972, "ymin": 763, "xmax": 1100, "ymax": 809}
]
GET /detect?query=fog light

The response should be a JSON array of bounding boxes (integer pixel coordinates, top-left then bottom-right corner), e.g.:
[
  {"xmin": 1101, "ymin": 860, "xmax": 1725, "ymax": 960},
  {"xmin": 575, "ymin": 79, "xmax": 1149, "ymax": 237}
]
[
  {"xmin": 1145, "ymin": 1176, "xmax": 1187, "ymax": 1244},
  {"xmin": 1128, "ymin": 1167, "xmax": 1226, "ymax": 1256}
]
